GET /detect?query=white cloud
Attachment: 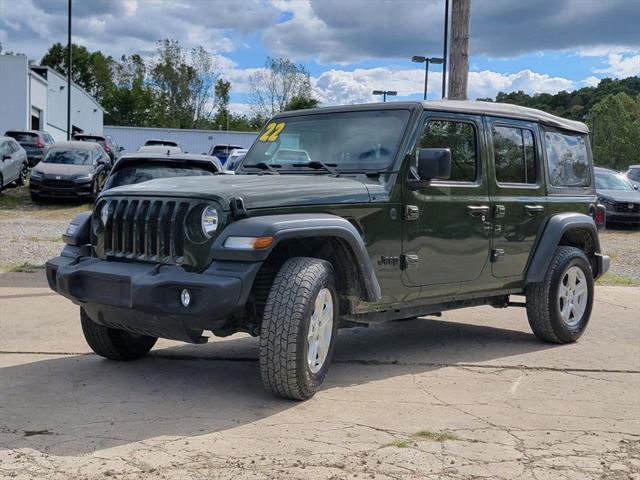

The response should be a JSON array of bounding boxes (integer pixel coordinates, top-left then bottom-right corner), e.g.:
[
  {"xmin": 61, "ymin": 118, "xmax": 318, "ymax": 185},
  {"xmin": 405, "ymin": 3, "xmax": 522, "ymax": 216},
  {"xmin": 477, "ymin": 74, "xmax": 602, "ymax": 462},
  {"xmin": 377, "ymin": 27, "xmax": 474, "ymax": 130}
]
[
  {"xmin": 581, "ymin": 76, "xmax": 601, "ymax": 88},
  {"xmin": 312, "ymin": 67, "xmax": 574, "ymax": 105},
  {"xmin": 594, "ymin": 53, "xmax": 640, "ymax": 78}
]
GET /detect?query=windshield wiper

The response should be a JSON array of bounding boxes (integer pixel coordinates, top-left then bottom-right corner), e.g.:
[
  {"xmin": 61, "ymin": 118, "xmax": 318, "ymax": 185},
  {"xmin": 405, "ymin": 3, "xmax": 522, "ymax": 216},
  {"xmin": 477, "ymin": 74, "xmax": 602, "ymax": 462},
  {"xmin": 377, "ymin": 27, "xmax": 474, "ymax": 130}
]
[
  {"xmin": 292, "ymin": 161, "xmax": 339, "ymax": 176},
  {"xmin": 243, "ymin": 162, "xmax": 280, "ymax": 174}
]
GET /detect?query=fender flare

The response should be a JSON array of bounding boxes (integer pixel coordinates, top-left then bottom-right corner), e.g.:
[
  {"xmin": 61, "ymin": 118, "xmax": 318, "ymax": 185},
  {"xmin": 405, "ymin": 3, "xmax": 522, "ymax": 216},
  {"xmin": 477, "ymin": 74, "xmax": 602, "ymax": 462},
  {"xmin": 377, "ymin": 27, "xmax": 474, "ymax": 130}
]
[
  {"xmin": 526, "ymin": 213, "xmax": 602, "ymax": 284},
  {"xmin": 211, "ymin": 213, "xmax": 382, "ymax": 302},
  {"xmin": 62, "ymin": 211, "xmax": 92, "ymax": 246}
]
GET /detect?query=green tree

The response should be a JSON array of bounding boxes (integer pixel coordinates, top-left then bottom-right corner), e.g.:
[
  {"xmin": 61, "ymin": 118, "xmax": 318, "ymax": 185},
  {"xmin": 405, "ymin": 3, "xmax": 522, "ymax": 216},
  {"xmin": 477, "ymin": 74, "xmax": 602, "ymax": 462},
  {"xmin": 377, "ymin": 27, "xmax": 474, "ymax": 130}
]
[
  {"xmin": 150, "ymin": 39, "xmax": 219, "ymax": 129},
  {"xmin": 284, "ymin": 95, "xmax": 320, "ymax": 111},
  {"xmin": 589, "ymin": 92, "xmax": 640, "ymax": 170},
  {"xmin": 249, "ymin": 57, "xmax": 316, "ymax": 117},
  {"xmin": 213, "ymin": 79, "xmax": 231, "ymax": 128},
  {"xmin": 104, "ymin": 54, "xmax": 155, "ymax": 127},
  {"xmin": 41, "ymin": 43, "xmax": 114, "ymax": 102}
]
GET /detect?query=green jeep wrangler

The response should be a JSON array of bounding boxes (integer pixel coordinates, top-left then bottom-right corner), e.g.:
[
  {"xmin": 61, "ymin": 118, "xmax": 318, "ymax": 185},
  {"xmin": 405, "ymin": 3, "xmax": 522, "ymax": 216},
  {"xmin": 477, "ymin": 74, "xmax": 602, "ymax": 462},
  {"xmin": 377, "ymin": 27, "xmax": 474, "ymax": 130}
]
[{"xmin": 46, "ymin": 101, "xmax": 610, "ymax": 400}]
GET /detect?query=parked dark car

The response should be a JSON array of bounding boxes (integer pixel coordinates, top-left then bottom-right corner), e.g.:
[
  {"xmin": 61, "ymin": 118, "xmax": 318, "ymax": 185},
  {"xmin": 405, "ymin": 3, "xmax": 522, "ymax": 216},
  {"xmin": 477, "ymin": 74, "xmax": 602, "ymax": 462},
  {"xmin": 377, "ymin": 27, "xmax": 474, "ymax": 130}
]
[
  {"xmin": 624, "ymin": 164, "xmax": 640, "ymax": 188},
  {"xmin": 48, "ymin": 101, "xmax": 610, "ymax": 400},
  {"xmin": 4, "ymin": 130, "xmax": 55, "ymax": 167},
  {"xmin": 208, "ymin": 144, "xmax": 244, "ymax": 164},
  {"xmin": 73, "ymin": 134, "xmax": 122, "ymax": 165},
  {"xmin": 103, "ymin": 153, "xmax": 223, "ymax": 191},
  {"xmin": 0, "ymin": 136, "xmax": 29, "ymax": 191},
  {"xmin": 595, "ymin": 166, "xmax": 640, "ymax": 226},
  {"xmin": 29, "ymin": 141, "xmax": 110, "ymax": 202}
]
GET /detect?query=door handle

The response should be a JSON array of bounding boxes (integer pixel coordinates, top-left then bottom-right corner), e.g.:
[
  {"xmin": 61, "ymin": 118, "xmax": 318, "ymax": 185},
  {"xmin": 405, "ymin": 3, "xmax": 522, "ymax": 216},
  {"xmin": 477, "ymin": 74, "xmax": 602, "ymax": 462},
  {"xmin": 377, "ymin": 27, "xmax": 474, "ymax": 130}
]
[
  {"xmin": 466, "ymin": 205, "xmax": 490, "ymax": 217},
  {"xmin": 525, "ymin": 205, "xmax": 544, "ymax": 215}
]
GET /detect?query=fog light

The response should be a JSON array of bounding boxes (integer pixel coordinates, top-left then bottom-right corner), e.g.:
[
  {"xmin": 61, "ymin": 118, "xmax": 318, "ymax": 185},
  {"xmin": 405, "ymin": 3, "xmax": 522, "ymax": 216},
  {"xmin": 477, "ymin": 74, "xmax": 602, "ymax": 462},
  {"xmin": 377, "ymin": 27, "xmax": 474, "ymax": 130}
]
[{"xmin": 180, "ymin": 289, "xmax": 191, "ymax": 307}]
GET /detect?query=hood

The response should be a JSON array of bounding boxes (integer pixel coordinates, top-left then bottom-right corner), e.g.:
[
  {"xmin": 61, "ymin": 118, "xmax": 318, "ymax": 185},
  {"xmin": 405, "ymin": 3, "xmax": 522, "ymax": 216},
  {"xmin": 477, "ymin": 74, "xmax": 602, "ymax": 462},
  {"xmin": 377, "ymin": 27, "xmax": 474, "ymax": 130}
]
[
  {"xmin": 103, "ymin": 174, "xmax": 372, "ymax": 210},
  {"xmin": 34, "ymin": 163, "xmax": 95, "ymax": 177},
  {"xmin": 597, "ymin": 189, "xmax": 640, "ymax": 202}
]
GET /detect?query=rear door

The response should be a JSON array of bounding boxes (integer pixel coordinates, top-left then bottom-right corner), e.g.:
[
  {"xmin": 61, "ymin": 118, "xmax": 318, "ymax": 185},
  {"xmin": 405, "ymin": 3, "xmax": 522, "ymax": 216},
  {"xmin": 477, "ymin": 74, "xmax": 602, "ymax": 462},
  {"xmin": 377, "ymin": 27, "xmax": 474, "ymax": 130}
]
[
  {"xmin": 485, "ymin": 117, "xmax": 547, "ymax": 278},
  {"xmin": 402, "ymin": 112, "xmax": 492, "ymax": 289}
]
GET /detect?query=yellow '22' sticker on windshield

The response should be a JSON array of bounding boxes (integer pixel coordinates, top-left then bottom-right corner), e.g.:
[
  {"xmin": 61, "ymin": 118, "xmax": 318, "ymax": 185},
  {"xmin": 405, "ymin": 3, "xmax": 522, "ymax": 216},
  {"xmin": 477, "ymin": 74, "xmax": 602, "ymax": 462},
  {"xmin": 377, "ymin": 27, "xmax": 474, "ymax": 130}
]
[{"xmin": 259, "ymin": 122, "xmax": 286, "ymax": 142}]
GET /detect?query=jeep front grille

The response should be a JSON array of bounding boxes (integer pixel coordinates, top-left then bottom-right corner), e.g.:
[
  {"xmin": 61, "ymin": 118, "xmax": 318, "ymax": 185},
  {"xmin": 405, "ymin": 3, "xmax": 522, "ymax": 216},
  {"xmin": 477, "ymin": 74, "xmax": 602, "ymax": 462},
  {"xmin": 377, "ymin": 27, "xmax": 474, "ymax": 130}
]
[{"xmin": 94, "ymin": 197, "xmax": 214, "ymax": 268}]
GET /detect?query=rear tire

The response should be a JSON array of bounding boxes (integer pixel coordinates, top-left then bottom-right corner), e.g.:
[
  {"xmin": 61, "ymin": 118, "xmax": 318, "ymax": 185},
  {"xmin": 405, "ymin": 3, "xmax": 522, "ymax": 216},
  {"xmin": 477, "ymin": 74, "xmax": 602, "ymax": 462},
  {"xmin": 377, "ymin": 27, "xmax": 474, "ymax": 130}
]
[
  {"xmin": 16, "ymin": 163, "xmax": 27, "ymax": 186},
  {"xmin": 259, "ymin": 257, "xmax": 339, "ymax": 400},
  {"xmin": 80, "ymin": 308, "xmax": 157, "ymax": 360},
  {"xmin": 526, "ymin": 246, "xmax": 594, "ymax": 343}
]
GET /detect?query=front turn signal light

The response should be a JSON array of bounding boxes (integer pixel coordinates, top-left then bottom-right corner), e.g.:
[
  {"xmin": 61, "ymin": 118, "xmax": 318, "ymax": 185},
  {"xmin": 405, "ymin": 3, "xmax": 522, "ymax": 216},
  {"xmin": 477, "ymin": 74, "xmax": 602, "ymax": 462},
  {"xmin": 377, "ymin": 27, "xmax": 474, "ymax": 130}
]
[{"xmin": 224, "ymin": 236, "xmax": 274, "ymax": 250}]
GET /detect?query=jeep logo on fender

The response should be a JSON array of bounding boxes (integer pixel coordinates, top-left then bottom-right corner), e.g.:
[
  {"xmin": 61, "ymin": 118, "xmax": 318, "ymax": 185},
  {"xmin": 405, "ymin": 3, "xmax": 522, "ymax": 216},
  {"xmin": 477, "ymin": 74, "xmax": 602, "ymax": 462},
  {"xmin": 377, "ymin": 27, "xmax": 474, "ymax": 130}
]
[{"xmin": 378, "ymin": 255, "xmax": 400, "ymax": 267}]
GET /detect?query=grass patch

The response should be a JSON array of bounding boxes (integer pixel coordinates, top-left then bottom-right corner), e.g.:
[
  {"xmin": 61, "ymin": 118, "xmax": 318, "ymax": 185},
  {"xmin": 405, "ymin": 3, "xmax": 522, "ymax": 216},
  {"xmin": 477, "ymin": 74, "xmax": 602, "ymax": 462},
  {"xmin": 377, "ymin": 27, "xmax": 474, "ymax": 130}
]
[
  {"xmin": 1, "ymin": 262, "xmax": 46, "ymax": 273},
  {"xmin": 596, "ymin": 272, "xmax": 640, "ymax": 286},
  {"xmin": 413, "ymin": 430, "xmax": 459, "ymax": 442},
  {"xmin": 0, "ymin": 185, "xmax": 91, "ymax": 220},
  {"xmin": 385, "ymin": 440, "xmax": 410, "ymax": 448},
  {"xmin": 26, "ymin": 235, "xmax": 62, "ymax": 243}
]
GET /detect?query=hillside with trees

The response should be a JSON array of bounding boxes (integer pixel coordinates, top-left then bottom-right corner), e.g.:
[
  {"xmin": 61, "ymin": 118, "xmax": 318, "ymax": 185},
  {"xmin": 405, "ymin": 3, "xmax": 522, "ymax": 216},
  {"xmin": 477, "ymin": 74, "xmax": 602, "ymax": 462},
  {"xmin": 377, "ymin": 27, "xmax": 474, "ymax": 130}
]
[{"xmin": 480, "ymin": 77, "xmax": 640, "ymax": 169}]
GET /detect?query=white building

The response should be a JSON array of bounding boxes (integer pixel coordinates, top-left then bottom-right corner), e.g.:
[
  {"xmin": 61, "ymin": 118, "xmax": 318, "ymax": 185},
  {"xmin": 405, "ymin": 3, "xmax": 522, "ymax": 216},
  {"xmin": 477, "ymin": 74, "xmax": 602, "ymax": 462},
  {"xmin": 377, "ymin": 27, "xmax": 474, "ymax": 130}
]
[
  {"xmin": 0, "ymin": 54, "xmax": 104, "ymax": 141},
  {"xmin": 105, "ymin": 126, "xmax": 258, "ymax": 154}
]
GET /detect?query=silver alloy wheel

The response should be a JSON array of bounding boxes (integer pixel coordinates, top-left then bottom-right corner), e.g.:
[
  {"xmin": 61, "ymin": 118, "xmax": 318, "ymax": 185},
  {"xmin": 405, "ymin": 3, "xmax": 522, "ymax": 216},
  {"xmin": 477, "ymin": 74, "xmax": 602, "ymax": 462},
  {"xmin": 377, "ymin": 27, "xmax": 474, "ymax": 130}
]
[
  {"xmin": 558, "ymin": 265, "xmax": 588, "ymax": 327},
  {"xmin": 307, "ymin": 287, "xmax": 334, "ymax": 374}
]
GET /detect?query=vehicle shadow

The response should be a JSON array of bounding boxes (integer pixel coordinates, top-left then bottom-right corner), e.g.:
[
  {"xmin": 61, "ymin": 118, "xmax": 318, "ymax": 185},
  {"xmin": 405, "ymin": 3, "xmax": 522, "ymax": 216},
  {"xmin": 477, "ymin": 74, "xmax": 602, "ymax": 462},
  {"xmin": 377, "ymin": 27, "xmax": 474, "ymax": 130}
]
[{"xmin": 0, "ymin": 314, "xmax": 556, "ymax": 457}]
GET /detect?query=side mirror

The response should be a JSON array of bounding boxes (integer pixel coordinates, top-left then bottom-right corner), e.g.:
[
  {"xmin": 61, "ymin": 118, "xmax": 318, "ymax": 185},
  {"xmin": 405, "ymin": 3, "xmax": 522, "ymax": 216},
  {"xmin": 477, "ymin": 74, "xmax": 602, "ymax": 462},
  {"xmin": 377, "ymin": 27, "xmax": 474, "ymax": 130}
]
[
  {"xmin": 416, "ymin": 148, "xmax": 452, "ymax": 181},
  {"xmin": 118, "ymin": 146, "xmax": 125, "ymax": 152}
]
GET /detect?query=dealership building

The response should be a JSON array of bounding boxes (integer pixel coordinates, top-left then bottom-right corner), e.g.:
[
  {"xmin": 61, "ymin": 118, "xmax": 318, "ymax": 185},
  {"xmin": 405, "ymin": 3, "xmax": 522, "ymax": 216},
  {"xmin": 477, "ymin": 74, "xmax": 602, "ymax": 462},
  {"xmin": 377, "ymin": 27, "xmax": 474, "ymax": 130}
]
[{"xmin": 0, "ymin": 54, "xmax": 104, "ymax": 141}]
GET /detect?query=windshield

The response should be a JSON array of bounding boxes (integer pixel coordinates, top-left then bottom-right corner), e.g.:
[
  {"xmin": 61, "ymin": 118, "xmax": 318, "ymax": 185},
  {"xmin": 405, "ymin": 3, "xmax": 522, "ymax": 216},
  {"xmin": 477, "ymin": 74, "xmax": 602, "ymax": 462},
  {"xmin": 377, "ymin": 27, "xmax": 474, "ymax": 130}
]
[
  {"xmin": 104, "ymin": 162, "xmax": 216, "ymax": 189},
  {"xmin": 44, "ymin": 149, "xmax": 93, "ymax": 165},
  {"xmin": 6, "ymin": 132, "xmax": 38, "ymax": 143},
  {"xmin": 240, "ymin": 110, "xmax": 410, "ymax": 172},
  {"xmin": 146, "ymin": 140, "xmax": 177, "ymax": 147},
  {"xmin": 596, "ymin": 172, "xmax": 634, "ymax": 191}
]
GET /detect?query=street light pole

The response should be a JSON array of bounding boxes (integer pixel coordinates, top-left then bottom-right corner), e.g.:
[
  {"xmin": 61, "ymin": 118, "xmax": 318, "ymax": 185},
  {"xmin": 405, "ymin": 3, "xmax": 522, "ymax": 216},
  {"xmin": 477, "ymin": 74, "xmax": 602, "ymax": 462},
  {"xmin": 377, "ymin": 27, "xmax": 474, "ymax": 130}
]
[
  {"xmin": 411, "ymin": 56, "xmax": 444, "ymax": 101},
  {"xmin": 67, "ymin": 0, "xmax": 72, "ymax": 140},
  {"xmin": 372, "ymin": 90, "xmax": 397, "ymax": 102}
]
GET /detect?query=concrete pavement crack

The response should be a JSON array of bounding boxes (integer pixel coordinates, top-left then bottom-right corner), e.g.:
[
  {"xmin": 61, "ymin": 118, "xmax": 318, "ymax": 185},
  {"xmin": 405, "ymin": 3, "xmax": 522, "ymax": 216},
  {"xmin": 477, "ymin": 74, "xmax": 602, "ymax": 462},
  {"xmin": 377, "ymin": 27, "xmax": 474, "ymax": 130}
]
[{"xmin": 2, "ymin": 350, "xmax": 639, "ymax": 375}]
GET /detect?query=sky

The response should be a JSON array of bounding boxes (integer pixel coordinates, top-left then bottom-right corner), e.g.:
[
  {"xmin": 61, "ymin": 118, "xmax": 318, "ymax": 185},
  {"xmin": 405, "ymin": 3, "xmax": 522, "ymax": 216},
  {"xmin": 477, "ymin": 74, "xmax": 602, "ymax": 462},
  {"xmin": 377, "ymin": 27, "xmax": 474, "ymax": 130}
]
[{"xmin": 0, "ymin": 0, "xmax": 638, "ymax": 115}]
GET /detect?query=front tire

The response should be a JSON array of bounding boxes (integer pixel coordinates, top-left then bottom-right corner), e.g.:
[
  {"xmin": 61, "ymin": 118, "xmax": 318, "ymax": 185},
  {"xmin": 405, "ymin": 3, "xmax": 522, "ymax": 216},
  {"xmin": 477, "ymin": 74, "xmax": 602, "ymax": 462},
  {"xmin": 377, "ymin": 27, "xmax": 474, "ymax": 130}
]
[
  {"xmin": 526, "ymin": 246, "xmax": 594, "ymax": 343},
  {"xmin": 80, "ymin": 308, "xmax": 157, "ymax": 360},
  {"xmin": 259, "ymin": 257, "xmax": 339, "ymax": 400}
]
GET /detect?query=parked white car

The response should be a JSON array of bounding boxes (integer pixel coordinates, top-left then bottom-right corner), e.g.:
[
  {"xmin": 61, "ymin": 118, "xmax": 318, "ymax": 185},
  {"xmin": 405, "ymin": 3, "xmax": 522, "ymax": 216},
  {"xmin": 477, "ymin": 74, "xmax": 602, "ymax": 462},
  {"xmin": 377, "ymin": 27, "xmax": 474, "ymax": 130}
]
[{"xmin": 0, "ymin": 136, "xmax": 28, "ymax": 192}]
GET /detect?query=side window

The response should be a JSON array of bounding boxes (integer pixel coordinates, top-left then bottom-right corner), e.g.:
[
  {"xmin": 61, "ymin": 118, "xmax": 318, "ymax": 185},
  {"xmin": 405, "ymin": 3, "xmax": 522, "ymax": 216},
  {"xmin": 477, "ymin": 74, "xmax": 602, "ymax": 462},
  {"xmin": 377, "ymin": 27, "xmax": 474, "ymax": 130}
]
[
  {"xmin": 492, "ymin": 126, "xmax": 537, "ymax": 185},
  {"xmin": 544, "ymin": 131, "xmax": 590, "ymax": 187},
  {"xmin": 418, "ymin": 119, "xmax": 478, "ymax": 182},
  {"xmin": 0, "ymin": 142, "xmax": 9, "ymax": 156}
]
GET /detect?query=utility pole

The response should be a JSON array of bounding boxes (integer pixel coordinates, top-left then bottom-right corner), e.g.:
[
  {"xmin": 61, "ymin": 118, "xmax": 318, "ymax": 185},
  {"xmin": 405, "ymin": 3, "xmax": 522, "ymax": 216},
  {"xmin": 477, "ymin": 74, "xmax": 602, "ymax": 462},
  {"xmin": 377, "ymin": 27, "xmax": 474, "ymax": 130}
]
[
  {"xmin": 447, "ymin": 0, "xmax": 470, "ymax": 100},
  {"xmin": 66, "ymin": 0, "xmax": 72, "ymax": 140},
  {"xmin": 441, "ymin": 0, "xmax": 449, "ymax": 99}
]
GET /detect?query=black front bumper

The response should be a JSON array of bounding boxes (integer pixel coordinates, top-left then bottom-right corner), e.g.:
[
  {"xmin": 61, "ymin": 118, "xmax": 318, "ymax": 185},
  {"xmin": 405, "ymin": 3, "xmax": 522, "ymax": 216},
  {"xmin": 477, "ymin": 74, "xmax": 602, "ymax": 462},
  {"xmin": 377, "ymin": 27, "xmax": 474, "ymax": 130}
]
[
  {"xmin": 30, "ymin": 179, "xmax": 94, "ymax": 199},
  {"xmin": 46, "ymin": 249, "xmax": 261, "ymax": 342}
]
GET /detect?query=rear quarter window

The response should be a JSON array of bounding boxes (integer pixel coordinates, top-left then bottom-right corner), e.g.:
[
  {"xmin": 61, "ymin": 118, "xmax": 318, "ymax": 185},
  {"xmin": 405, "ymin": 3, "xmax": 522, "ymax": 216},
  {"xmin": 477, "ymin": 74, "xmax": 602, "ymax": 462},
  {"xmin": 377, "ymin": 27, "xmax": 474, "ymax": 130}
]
[{"xmin": 544, "ymin": 130, "xmax": 591, "ymax": 188}]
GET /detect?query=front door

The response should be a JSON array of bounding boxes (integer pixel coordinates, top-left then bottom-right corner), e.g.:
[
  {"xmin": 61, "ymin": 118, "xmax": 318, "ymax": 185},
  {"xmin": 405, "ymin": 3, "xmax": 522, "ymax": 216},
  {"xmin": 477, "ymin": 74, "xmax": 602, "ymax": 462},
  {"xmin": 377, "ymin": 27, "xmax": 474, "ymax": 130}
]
[
  {"xmin": 485, "ymin": 117, "xmax": 547, "ymax": 278},
  {"xmin": 402, "ymin": 113, "xmax": 492, "ymax": 289}
]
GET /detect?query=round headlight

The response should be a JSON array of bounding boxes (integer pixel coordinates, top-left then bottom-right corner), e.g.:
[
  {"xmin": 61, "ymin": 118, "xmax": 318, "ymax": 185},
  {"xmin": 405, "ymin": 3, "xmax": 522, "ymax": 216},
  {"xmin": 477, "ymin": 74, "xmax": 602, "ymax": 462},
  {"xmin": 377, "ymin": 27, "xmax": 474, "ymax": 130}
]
[
  {"xmin": 201, "ymin": 206, "xmax": 219, "ymax": 237},
  {"xmin": 100, "ymin": 203, "xmax": 109, "ymax": 226}
]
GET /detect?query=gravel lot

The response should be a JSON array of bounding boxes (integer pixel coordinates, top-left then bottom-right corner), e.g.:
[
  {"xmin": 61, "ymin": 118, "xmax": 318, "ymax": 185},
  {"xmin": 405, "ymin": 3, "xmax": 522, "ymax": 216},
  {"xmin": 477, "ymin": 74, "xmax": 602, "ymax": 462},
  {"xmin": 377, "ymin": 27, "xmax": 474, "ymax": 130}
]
[{"xmin": 1, "ymin": 185, "xmax": 638, "ymax": 279}]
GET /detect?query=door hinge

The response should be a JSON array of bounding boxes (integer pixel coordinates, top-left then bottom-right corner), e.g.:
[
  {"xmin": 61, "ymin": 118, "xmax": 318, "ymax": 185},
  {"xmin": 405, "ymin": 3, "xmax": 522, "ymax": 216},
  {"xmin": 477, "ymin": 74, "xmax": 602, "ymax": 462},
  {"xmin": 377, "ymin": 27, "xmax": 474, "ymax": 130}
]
[
  {"xmin": 404, "ymin": 205, "xmax": 419, "ymax": 221},
  {"xmin": 491, "ymin": 248, "xmax": 505, "ymax": 262},
  {"xmin": 495, "ymin": 205, "xmax": 506, "ymax": 218},
  {"xmin": 401, "ymin": 254, "xmax": 419, "ymax": 270}
]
